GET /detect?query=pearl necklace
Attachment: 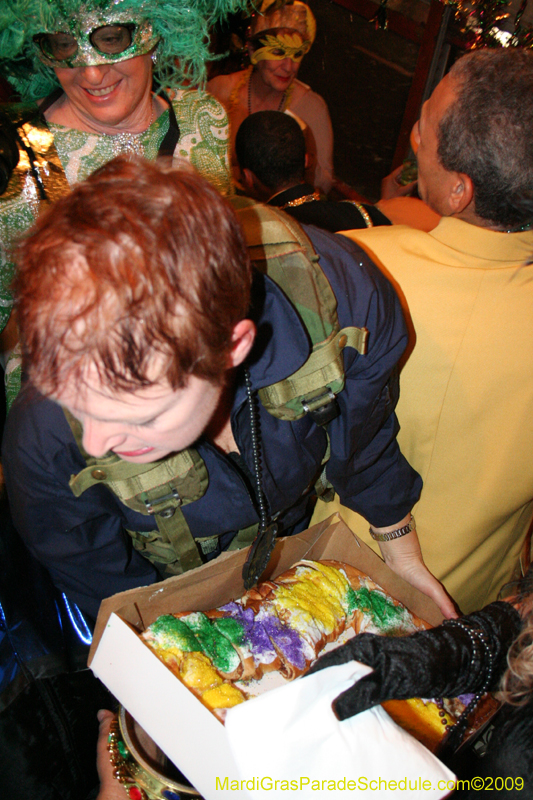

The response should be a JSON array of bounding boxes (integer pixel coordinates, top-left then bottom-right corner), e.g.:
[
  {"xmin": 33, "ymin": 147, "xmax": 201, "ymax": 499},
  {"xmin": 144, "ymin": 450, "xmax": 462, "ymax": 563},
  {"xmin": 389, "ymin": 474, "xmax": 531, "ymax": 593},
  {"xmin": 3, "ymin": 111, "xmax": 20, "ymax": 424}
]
[
  {"xmin": 110, "ymin": 101, "xmax": 156, "ymax": 156},
  {"xmin": 247, "ymin": 71, "xmax": 287, "ymax": 116}
]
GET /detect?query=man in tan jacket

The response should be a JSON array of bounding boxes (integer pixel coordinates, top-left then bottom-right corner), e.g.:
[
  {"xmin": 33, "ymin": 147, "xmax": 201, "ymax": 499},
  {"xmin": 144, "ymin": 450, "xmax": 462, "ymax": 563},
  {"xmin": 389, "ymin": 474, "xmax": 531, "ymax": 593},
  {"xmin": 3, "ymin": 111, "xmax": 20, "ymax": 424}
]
[{"xmin": 313, "ymin": 47, "xmax": 533, "ymax": 613}]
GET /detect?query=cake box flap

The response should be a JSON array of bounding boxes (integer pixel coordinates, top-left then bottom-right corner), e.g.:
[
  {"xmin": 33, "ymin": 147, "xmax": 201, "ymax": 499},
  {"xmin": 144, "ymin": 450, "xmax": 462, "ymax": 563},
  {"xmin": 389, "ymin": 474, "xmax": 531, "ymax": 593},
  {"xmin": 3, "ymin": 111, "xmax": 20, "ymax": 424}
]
[{"xmin": 91, "ymin": 611, "xmax": 251, "ymax": 799}]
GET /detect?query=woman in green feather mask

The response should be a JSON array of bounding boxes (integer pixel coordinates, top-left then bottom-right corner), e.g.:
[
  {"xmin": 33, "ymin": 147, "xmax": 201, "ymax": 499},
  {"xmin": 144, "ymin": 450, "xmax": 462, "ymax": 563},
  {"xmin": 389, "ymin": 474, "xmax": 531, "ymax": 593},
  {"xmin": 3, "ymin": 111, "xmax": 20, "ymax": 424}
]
[{"xmin": 0, "ymin": 0, "xmax": 248, "ymax": 406}]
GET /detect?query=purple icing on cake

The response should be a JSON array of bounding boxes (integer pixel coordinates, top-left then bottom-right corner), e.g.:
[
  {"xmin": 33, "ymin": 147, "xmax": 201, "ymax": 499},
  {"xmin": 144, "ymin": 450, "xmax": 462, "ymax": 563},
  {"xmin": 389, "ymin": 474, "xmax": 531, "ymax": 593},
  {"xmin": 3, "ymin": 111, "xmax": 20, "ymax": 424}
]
[
  {"xmin": 220, "ymin": 601, "xmax": 317, "ymax": 671},
  {"xmin": 260, "ymin": 611, "xmax": 309, "ymax": 670},
  {"xmin": 220, "ymin": 601, "xmax": 277, "ymax": 664}
]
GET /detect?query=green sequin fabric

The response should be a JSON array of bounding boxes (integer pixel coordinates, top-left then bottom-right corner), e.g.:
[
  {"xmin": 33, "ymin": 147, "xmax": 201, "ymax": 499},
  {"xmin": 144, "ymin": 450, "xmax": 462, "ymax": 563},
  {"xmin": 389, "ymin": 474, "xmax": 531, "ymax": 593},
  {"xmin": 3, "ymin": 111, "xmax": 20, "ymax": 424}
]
[{"xmin": 49, "ymin": 89, "xmax": 232, "ymax": 193}]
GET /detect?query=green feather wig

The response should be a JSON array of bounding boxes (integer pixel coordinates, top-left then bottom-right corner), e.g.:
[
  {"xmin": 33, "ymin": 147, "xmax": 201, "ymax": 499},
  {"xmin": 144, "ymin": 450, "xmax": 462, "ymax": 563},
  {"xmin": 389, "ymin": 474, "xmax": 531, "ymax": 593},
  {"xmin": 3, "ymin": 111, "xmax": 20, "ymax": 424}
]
[{"xmin": 0, "ymin": 0, "xmax": 254, "ymax": 100}]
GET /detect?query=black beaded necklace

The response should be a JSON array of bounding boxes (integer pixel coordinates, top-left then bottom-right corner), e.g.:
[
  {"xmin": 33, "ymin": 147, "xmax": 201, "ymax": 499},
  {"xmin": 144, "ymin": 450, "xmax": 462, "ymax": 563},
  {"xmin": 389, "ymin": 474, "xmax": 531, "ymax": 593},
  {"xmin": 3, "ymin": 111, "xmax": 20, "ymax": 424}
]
[{"xmin": 241, "ymin": 368, "xmax": 279, "ymax": 589}]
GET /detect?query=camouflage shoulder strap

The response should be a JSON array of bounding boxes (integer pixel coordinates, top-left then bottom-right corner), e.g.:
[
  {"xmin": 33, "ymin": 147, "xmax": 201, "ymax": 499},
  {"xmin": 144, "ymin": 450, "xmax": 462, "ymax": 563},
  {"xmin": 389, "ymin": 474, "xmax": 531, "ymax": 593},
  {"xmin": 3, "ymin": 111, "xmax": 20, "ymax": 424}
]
[
  {"xmin": 64, "ymin": 410, "xmax": 258, "ymax": 577},
  {"xmin": 231, "ymin": 196, "xmax": 368, "ymax": 425}
]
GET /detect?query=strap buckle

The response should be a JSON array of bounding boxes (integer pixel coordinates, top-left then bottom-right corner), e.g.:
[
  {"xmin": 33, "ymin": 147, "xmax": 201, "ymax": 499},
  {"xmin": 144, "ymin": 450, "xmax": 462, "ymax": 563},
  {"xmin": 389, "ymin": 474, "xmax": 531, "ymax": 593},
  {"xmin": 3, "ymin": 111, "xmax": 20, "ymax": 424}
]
[
  {"xmin": 302, "ymin": 388, "xmax": 340, "ymax": 426},
  {"xmin": 143, "ymin": 486, "xmax": 182, "ymax": 519},
  {"xmin": 197, "ymin": 536, "xmax": 220, "ymax": 556}
]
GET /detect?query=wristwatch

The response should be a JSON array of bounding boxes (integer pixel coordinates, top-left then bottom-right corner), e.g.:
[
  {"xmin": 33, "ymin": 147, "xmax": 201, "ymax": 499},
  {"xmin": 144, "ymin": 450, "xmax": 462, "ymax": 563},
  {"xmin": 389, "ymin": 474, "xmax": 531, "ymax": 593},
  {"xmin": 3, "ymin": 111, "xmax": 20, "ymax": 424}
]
[{"xmin": 369, "ymin": 514, "xmax": 415, "ymax": 542}]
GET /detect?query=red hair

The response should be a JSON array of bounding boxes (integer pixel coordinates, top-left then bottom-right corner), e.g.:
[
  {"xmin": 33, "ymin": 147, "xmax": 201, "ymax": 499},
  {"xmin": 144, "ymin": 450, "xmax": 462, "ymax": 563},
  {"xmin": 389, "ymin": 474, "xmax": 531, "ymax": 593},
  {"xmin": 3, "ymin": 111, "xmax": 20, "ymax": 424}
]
[{"xmin": 15, "ymin": 155, "xmax": 251, "ymax": 394}]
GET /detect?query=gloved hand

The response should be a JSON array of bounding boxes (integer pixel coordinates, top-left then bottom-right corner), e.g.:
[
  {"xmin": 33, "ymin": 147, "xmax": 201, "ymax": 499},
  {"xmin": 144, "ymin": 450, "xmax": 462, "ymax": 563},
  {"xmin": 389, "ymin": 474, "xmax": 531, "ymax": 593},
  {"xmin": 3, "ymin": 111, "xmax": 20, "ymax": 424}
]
[{"xmin": 308, "ymin": 602, "xmax": 521, "ymax": 721}]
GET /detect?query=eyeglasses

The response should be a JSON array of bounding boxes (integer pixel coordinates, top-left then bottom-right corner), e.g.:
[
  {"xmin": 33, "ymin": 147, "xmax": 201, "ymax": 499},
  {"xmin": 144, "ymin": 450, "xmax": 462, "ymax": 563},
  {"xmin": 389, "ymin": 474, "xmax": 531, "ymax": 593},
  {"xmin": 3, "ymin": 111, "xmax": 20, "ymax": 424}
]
[{"xmin": 33, "ymin": 24, "xmax": 137, "ymax": 63}]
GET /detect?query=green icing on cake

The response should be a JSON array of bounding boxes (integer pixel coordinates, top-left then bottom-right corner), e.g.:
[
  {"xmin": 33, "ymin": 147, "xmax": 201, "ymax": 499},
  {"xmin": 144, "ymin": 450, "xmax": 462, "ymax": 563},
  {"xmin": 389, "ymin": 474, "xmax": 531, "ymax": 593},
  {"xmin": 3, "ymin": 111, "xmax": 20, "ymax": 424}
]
[
  {"xmin": 212, "ymin": 616, "xmax": 246, "ymax": 646},
  {"xmin": 352, "ymin": 587, "xmax": 409, "ymax": 631},
  {"xmin": 180, "ymin": 612, "xmax": 241, "ymax": 675},
  {"xmin": 345, "ymin": 586, "xmax": 358, "ymax": 615},
  {"xmin": 148, "ymin": 615, "xmax": 200, "ymax": 652}
]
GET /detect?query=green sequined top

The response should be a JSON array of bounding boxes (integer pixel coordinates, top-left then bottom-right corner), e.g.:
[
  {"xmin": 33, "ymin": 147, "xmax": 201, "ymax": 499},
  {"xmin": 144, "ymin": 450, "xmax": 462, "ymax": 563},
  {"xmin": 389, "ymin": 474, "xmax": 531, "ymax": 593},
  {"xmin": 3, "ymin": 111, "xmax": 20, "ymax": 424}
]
[{"xmin": 0, "ymin": 89, "xmax": 233, "ymax": 335}]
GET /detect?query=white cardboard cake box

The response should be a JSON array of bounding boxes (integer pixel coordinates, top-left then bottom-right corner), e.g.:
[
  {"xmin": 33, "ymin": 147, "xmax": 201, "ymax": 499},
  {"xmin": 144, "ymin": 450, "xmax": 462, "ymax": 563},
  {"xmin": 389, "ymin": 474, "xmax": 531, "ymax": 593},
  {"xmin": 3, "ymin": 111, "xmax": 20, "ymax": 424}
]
[{"xmin": 89, "ymin": 514, "xmax": 446, "ymax": 799}]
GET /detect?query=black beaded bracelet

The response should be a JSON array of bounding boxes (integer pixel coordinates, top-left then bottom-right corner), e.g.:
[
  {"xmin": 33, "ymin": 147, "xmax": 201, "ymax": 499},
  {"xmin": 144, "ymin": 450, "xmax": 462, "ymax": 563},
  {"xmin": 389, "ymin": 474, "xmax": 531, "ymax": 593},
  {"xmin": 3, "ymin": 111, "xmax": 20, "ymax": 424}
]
[{"xmin": 439, "ymin": 618, "xmax": 495, "ymax": 745}]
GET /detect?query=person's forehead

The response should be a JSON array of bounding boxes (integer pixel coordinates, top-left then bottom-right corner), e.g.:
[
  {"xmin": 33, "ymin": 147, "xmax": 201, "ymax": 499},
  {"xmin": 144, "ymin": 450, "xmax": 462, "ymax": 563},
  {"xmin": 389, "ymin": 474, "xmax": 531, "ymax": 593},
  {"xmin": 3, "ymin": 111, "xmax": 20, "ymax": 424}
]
[{"xmin": 54, "ymin": 370, "xmax": 178, "ymax": 418}]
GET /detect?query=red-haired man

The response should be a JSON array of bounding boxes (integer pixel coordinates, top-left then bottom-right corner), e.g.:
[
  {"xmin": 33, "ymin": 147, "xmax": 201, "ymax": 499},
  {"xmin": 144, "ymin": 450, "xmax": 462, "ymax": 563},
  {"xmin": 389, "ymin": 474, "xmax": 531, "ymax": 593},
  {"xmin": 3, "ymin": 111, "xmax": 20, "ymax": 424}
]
[{"xmin": 3, "ymin": 156, "xmax": 454, "ymax": 624}]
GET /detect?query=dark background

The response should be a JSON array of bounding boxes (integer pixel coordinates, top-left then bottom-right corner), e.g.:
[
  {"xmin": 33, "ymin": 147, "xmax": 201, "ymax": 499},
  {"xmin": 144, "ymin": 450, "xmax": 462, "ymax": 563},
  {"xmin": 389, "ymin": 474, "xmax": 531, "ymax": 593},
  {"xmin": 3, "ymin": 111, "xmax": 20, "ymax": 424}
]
[{"xmin": 298, "ymin": 0, "xmax": 422, "ymax": 200}]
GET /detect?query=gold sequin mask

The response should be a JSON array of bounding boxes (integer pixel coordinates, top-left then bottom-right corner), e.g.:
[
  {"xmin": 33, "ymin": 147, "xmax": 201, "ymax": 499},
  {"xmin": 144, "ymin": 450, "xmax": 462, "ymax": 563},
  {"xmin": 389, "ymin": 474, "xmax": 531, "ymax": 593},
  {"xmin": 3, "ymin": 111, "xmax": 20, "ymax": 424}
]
[{"xmin": 250, "ymin": 30, "xmax": 311, "ymax": 64}]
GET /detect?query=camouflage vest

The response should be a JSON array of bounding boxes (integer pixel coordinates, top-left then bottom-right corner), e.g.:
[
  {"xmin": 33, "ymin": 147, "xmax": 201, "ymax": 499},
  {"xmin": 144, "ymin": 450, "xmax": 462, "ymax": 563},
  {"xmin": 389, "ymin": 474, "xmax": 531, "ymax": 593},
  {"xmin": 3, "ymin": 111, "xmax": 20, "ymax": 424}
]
[{"xmin": 66, "ymin": 197, "xmax": 368, "ymax": 576}]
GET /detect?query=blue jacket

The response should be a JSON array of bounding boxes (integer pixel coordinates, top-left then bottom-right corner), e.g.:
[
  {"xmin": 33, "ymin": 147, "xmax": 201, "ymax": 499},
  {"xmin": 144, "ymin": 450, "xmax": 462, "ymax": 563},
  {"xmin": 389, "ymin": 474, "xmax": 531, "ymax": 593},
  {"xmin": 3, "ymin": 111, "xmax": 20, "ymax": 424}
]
[{"xmin": 3, "ymin": 227, "xmax": 421, "ymax": 620}]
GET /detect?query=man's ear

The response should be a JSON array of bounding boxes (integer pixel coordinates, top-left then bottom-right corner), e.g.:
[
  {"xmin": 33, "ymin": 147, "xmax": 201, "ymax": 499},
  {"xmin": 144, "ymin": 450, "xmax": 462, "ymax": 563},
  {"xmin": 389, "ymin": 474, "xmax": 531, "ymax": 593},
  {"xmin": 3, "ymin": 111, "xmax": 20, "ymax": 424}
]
[
  {"xmin": 228, "ymin": 319, "xmax": 256, "ymax": 368},
  {"xmin": 241, "ymin": 167, "xmax": 256, "ymax": 194},
  {"xmin": 449, "ymin": 172, "xmax": 474, "ymax": 215},
  {"xmin": 241, "ymin": 169, "xmax": 271, "ymax": 202}
]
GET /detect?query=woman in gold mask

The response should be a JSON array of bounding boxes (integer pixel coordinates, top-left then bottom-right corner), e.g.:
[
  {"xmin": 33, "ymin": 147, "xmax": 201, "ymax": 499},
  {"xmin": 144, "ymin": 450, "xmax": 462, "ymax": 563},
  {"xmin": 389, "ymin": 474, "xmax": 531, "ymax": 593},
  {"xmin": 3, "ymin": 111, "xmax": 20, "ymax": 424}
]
[{"xmin": 208, "ymin": 0, "xmax": 334, "ymax": 194}]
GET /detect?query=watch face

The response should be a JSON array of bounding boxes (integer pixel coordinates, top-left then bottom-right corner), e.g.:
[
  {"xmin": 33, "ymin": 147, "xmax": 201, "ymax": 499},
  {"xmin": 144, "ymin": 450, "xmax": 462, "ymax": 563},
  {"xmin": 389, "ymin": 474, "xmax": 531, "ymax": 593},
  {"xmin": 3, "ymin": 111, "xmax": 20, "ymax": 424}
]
[{"xmin": 242, "ymin": 522, "xmax": 279, "ymax": 590}]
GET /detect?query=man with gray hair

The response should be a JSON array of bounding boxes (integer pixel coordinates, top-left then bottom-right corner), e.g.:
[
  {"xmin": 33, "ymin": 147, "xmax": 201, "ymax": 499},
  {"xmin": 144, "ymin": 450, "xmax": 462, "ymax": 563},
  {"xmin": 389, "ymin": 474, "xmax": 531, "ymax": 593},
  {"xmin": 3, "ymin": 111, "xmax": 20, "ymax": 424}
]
[{"xmin": 313, "ymin": 48, "xmax": 533, "ymax": 614}]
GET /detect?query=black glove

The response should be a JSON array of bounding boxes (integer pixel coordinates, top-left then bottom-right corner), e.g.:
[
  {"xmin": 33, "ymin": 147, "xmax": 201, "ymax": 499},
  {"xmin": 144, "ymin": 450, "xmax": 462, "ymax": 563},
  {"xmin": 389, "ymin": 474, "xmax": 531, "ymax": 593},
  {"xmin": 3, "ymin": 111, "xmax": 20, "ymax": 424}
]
[{"xmin": 308, "ymin": 602, "xmax": 521, "ymax": 721}]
